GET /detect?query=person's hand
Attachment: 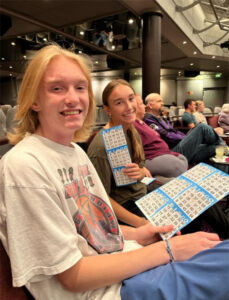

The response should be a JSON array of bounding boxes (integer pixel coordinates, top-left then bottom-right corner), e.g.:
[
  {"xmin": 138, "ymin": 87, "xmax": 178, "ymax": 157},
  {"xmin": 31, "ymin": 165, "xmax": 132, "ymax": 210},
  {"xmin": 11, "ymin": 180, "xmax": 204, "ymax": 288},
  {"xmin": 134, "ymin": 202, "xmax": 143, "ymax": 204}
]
[
  {"xmin": 122, "ymin": 163, "xmax": 145, "ymax": 180},
  {"xmin": 170, "ymin": 231, "xmax": 221, "ymax": 261},
  {"xmin": 142, "ymin": 167, "xmax": 152, "ymax": 178},
  {"xmin": 134, "ymin": 222, "xmax": 174, "ymax": 246},
  {"xmin": 214, "ymin": 127, "xmax": 224, "ymax": 135}
]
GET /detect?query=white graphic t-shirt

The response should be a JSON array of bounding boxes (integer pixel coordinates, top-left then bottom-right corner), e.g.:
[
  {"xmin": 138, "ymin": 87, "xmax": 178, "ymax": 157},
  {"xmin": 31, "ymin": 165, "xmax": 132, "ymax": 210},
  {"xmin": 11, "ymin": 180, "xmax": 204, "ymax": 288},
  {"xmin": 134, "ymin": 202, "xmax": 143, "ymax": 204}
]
[{"xmin": 0, "ymin": 134, "xmax": 141, "ymax": 300}]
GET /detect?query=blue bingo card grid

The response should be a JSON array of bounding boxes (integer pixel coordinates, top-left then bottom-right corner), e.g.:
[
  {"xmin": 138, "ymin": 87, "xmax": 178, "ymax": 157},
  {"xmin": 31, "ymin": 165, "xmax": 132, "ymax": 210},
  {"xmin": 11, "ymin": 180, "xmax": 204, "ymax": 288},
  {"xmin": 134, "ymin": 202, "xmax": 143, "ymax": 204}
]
[
  {"xmin": 101, "ymin": 125, "xmax": 137, "ymax": 186},
  {"xmin": 136, "ymin": 163, "xmax": 229, "ymax": 240}
]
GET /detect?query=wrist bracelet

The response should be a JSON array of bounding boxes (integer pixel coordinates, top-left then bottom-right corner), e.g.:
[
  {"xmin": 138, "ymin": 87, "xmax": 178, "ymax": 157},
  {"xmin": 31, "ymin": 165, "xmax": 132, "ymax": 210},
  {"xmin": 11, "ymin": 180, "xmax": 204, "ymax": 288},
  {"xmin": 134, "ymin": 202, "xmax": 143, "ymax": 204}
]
[{"xmin": 165, "ymin": 239, "xmax": 174, "ymax": 263}]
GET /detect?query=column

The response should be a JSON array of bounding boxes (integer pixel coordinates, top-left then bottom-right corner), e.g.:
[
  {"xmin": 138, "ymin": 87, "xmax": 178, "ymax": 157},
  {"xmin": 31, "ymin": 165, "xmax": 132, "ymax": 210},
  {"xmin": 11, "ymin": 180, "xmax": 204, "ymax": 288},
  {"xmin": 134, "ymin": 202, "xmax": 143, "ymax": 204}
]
[{"xmin": 142, "ymin": 11, "xmax": 163, "ymax": 99}]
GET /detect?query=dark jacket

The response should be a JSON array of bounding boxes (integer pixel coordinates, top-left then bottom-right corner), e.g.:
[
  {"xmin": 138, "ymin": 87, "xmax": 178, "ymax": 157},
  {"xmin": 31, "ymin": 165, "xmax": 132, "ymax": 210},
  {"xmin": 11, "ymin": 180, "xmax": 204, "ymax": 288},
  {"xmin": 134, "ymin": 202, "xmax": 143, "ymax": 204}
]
[{"xmin": 143, "ymin": 113, "xmax": 185, "ymax": 148}]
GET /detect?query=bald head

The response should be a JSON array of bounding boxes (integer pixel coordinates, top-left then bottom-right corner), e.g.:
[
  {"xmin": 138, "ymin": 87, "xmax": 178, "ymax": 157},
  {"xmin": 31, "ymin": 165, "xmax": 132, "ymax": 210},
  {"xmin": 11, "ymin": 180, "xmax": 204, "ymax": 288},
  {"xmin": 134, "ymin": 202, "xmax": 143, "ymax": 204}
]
[{"xmin": 145, "ymin": 93, "xmax": 164, "ymax": 116}]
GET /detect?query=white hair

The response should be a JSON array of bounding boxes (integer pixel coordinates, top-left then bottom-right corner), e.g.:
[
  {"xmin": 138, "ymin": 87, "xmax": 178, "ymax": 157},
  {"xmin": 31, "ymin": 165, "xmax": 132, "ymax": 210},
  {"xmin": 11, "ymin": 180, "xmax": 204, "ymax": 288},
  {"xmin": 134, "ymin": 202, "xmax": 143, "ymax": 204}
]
[
  {"xmin": 222, "ymin": 103, "xmax": 229, "ymax": 113},
  {"xmin": 145, "ymin": 93, "xmax": 160, "ymax": 105}
]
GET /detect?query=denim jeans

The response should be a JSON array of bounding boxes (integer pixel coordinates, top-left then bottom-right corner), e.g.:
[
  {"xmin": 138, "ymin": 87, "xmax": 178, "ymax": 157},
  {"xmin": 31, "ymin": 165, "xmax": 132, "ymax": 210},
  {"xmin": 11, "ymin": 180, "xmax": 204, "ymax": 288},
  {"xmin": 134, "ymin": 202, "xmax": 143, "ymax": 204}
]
[{"xmin": 172, "ymin": 123, "xmax": 222, "ymax": 163}]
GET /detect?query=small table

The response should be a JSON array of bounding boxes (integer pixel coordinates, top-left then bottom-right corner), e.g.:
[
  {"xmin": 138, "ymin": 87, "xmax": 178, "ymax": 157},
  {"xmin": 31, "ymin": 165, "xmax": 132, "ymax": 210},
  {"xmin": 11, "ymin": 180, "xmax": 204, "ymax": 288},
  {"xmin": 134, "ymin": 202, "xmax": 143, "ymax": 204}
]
[
  {"xmin": 219, "ymin": 134, "xmax": 229, "ymax": 145},
  {"xmin": 210, "ymin": 156, "xmax": 229, "ymax": 210}
]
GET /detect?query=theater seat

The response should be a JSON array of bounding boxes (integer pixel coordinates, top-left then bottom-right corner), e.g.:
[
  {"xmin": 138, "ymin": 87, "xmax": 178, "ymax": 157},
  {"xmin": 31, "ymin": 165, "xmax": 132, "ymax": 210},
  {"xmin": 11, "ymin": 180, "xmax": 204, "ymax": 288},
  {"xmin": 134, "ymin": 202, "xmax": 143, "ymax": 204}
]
[
  {"xmin": 0, "ymin": 240, "xmax": 34, "ymax": 300},
  {"xmin": 206, "ymin": 115, "xmax": 219, "ymax": 128}
]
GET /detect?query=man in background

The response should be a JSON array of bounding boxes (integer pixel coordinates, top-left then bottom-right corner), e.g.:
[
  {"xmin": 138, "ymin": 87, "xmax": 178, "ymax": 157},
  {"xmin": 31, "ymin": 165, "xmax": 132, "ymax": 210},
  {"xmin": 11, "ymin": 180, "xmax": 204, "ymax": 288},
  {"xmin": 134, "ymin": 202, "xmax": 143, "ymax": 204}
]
[
  {"xmin": 182, "ymin": 99, "xmax": 197, "ymax": 128},
  {"xmin": 143, "ymin": 93, "xmax": 223, "ymax": 164}
]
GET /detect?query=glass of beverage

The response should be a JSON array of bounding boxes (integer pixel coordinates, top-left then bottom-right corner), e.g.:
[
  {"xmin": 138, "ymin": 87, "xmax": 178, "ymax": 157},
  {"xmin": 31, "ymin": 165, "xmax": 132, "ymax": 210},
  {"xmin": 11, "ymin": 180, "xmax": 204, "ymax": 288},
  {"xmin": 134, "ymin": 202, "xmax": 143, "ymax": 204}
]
[{"xmin": 215, "ymin": 145, "xmax": 225, "ymax": 160}]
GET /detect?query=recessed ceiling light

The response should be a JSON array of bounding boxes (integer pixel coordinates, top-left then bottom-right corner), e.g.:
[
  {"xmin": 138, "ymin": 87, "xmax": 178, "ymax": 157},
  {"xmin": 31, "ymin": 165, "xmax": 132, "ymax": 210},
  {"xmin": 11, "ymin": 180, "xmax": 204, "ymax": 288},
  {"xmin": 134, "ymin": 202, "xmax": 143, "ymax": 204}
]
[
  {"xmin": 212, "ymin": 56, "xmax": 215, "ymax": 59},
  {"xmin": 1, "ymin": 57, "xmax": 5, "ymax": 60},
  {"xmin": 111, "ymin": 45, "xmax": 116, "ymax": 50},
  {"xmin": 80, "ymin": 31, "xmax": 84, "ymax": 36},
  {"xmin": 193, "ymin": 51, "xmax": 197, "ymax": 55},
  {"xmin": 190, "ymin": 63, "xmax": 194, "ymax": 66},
  {"xmin": 23, "ymin": 55, "xmax": 27, "ymax": 59},
  {"xmin": 43, "ymin": 38, "xmax": 47, "ymax": 42},
  {"xmin": 11, "ymin": 42, "xmax": 16, "ymax": 46},
  {"xmin": 9, "ymin": 66, "xmax": 13, "ymax": 69},
  {"xmin": 95, "ymin": 61, "xmax": 99, "ymax": 64},
  {"xmin": 9, "ymin": 74, "xmax": 12, "ymax": 76},
  {"xmin": 128, "ymin": 18, "xmax": 134, "ymax": 24},
  {"xmin": 183, "ymin": 41, "xmax": 187, "ymax": 44},
  {"xmin": 216, "ymin": 65, "xmax": 220, "ymax": 68},
  {"xmin": 78, "ymin": 50, "xmax": 82, "ymax": 54}
]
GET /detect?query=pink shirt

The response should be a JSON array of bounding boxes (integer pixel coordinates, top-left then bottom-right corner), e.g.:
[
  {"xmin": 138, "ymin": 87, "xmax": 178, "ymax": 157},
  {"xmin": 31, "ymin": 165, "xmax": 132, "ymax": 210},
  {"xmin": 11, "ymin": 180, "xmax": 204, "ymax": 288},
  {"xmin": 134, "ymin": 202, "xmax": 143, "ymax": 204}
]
[{"xmin": 134, "ymin": 119, "xmax": 179, "ymax": 160}]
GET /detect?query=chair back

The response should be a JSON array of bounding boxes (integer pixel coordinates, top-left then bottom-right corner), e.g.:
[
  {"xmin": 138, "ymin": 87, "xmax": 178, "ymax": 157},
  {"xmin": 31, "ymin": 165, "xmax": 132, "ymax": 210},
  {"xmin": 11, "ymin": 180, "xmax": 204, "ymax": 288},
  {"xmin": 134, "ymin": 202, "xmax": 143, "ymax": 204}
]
[
  {"xmin": 0, "ymin": 240, "xmax": 34, "ymax": 299},
  {"xmin": 207, "ymin": 115, "xmax": 219, "ymax": 128}
]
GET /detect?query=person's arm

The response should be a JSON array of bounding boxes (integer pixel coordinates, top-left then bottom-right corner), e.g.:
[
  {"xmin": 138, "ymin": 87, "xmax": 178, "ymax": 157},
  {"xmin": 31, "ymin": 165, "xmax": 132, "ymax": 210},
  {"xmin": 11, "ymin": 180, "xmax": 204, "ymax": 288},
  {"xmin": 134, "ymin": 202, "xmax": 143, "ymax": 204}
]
[
  {"xmin": 182, "ymin": 113, "xmax": 195, "ymax": 129},
  {"xmin": 109, "ymin": 197, "xmax": 147, "ymax": 227},
  {"xmin": 56, "ymin": 231, "xmax": 221, "ymax": 293}
]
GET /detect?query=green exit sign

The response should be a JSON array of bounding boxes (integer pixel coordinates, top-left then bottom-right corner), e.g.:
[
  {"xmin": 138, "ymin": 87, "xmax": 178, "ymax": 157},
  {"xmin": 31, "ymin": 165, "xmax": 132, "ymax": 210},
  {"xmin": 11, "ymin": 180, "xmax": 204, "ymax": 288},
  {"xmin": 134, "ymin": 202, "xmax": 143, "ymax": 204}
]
[{"xmin": 215, "ymin": 73, "xmax": 222, "ymax": 78}]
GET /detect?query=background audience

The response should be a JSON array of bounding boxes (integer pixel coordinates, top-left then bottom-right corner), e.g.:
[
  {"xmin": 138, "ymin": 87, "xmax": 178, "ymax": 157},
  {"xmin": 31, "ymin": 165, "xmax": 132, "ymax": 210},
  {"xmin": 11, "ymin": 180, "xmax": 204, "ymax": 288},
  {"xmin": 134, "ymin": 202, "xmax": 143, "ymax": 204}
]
[{"xmin": 218, "ymin": 103, "xmax": 229, "ymax": 134}]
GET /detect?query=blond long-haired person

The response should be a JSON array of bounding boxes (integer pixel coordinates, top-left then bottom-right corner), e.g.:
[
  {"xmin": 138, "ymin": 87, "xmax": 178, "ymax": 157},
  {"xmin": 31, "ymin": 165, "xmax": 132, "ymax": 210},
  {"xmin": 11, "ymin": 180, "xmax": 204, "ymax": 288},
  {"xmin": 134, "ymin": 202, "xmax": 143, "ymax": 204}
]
[{"xmin": 1, "ymin": 46, "xmax": 229, "ymax": 300}]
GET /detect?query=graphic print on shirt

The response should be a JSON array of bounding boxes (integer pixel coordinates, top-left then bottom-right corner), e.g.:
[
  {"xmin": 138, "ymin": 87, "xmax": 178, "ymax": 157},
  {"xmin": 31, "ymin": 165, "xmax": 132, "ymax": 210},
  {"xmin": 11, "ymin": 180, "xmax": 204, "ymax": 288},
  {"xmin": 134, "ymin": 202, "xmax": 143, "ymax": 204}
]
[{"xmin": 58, "ymin": 165, "xmax": 123, "ymax": 254}]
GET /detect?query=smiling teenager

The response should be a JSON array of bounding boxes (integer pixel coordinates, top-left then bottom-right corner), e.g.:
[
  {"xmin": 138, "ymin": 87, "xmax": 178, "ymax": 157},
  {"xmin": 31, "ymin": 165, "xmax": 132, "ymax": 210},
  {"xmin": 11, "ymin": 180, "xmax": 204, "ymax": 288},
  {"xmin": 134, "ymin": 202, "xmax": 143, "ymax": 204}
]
[
  {"xmin": 87, "ymin": 79, "xmax": 151, "ymax": 226},
  {"xmin": 1, "ymin": 46, "xmax": 229, "ymax": 300}
]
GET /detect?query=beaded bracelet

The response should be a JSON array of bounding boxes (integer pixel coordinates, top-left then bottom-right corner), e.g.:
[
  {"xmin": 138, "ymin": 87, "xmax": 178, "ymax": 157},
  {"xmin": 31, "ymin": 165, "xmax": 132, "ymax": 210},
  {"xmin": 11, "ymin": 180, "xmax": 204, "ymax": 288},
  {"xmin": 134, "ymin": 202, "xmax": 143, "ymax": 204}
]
[{"xmin": 165, "ymin": 239, "xmax": 174, "ymax": 263}]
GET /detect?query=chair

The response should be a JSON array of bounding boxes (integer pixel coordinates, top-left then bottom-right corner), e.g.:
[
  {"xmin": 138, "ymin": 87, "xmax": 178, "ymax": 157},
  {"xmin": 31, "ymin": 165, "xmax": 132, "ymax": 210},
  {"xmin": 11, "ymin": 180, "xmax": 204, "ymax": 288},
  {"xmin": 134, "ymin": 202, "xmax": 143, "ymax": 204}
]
[
  {"xmin": 203, "ymin": 107, "xmax": 213, "ymax": 116},
  {"xmin": 206, "ymin": 115, "xmax": 219, "ymax": 128},
  {"xmin": 0, "ymin": 240, "xmax": 34, "ymax": 299},
  {"xmin": 214, "ymin": 106, "xmax": 221, "ymax": 114}
]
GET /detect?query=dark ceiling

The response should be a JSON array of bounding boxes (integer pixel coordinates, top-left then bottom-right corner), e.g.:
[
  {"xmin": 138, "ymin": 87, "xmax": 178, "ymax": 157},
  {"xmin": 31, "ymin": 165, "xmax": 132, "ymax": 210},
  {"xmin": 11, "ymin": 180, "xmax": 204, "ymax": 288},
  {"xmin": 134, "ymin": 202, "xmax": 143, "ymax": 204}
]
[{"xmin": 0, "ymin": 0, "xmax": 228, "ymax": 79}]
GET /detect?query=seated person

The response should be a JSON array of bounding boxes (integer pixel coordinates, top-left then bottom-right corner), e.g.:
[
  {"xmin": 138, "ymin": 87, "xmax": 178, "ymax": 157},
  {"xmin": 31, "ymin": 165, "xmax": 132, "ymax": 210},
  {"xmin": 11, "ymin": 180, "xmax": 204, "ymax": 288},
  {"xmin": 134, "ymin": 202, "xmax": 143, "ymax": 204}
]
[
  {"xmin": 1, "ymin": 46, "xmax": 229, "ymax": 300},
  {"xmin": 194, "ymin": 100, "xmax": 223, "ymax": 135},
  {"xmin": 134, "ymin": 95, "xmax": 188, "ymax": 178},
  {"xmin": 193, "ymin": 100, "xmax": 207, "ymax": 124},
  {"xmin": 218, "ymin": 103, "xmax": 229, "ymax": 134},
  {"xmin": 87, "ymin": 79, "xmax": 150, "ymax": 222},
  {"xmin": 87, "ymin": 80, "xmax": 229, "ymax": 238},
  {"xmin": 0, "ymin": 107, "xmax": 6, "ymax": 137},
  {"xmin": 182, "ymin": 99, "xmax": 197, "ymax": 129},
  {"xmin": 161, "ymin": 106, "xmax": 170, "ymax": 120},
  {"xmin": 143, "ymin": 93, "xmax": 224, "ymax": 164}
]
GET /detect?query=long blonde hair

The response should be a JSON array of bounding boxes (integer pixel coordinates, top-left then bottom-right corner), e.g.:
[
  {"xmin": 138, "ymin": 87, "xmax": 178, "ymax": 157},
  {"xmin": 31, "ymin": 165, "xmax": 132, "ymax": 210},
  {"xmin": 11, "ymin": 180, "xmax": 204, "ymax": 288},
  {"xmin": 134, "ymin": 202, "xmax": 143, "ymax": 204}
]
[
  {"xmin": 9, "ymin": 44, "xmax": 96, "ymax": 144},
  {"xmin": 102, "ymin": 79, "xmax": 144, "ymax": 164}
]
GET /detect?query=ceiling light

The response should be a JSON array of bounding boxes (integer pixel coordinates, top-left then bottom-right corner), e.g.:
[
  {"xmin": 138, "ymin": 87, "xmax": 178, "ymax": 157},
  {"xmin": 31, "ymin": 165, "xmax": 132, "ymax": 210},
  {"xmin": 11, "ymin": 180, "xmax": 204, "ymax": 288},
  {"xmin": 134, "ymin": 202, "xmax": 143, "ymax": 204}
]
[
  {"xmin": 193, "ymin": 51, "xmax": 197, "ymax": 55},
  {"xmin": 111, "ymin": 45, "xmax": 116, "ymax": 50},
  {"xmin": 1, "ymin": 57, "xmax": 5, "ymax": 60},
  {"xmin": 182, "ymin": 41, "xmax": 187, "ymax": 44},
  {"xmin": 190, "ymin": 63, "xmax": 194, "ymax": 66},
  {"xmin": 78, "ymin": 50, "xmax": 82, "ymax": 54},
  {"xmin": 95, "ymin": 61, "xmax": 99, "ymax": 64},
  {"xmin": 216, "ymin": 65, "xmax": 220, "ymax": 68},
  {"xmin": 212, "ymin": 56, "xmax": 215, "ymax": 59},
  {"xmin": 23, "ymin": 55, "xmax": 27, "ymax": 59},
  {"xmin": 9, "ymin": 66, "xmax": 13, "ymax": 69},
  {"xmin": 128, "ymin": 18, "xmax": 134, "ymax": 24},
  {"xmin": 80, "ymin": 31, "xmax": 85, "ymax": 36},
  {"xmin": 43, "ymin": 38, "xmax": 47, "ymax": 42},
  {"xmin": 11, "ymin": 42, "xmax": 16, "ymax": 46},
  {"xmin": 9, "ymin": 74, "xmax": 12, "ymax": 76}
]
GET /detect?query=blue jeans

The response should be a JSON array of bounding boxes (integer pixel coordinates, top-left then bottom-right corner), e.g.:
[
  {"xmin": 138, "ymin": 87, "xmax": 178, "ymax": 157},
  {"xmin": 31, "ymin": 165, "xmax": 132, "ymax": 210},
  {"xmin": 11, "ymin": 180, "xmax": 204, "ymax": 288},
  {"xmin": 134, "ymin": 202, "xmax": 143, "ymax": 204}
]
[
  {"xmin": 172, "ymin": 123, "xmax": 222, "ymax": 163},
  {"xmin": 121, "ymin": 240, "xmax": 229, "ymax": 300}
]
